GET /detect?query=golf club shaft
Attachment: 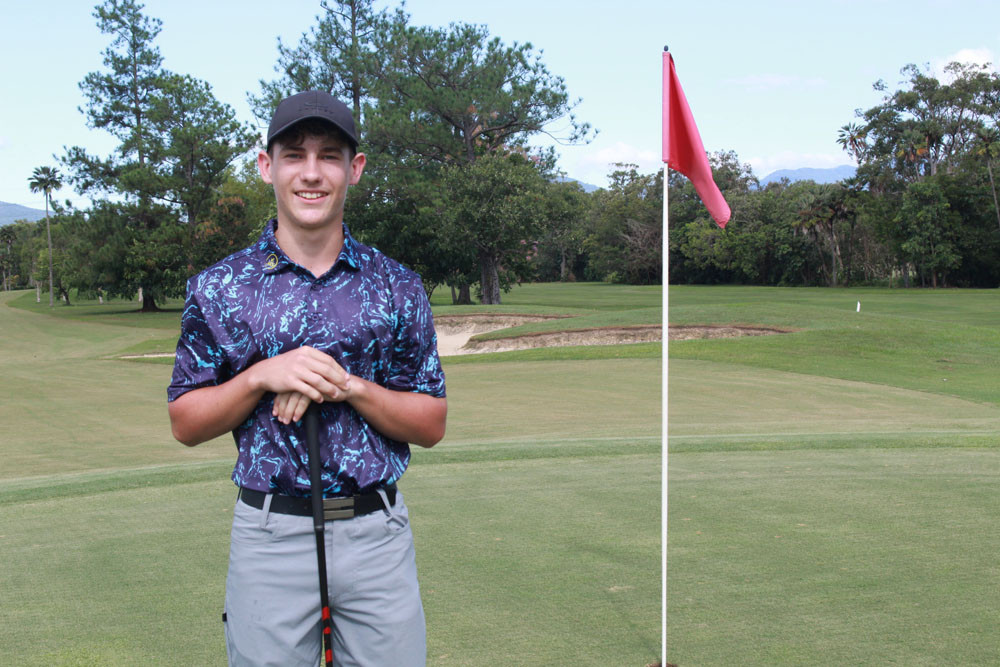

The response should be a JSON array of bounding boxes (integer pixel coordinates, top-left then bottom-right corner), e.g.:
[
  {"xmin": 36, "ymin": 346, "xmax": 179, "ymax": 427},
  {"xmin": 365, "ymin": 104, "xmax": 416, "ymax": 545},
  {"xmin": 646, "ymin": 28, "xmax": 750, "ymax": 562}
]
[{"xmin": 306, "ymin": 404, "xmax": 334, "ymax": 667}]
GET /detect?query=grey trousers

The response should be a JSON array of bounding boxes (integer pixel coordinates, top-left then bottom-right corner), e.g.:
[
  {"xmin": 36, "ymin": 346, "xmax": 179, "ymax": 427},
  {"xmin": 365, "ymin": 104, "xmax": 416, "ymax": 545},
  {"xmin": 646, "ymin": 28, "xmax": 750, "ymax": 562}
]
[{"xmin": 224, "ymin": 490, "xmax": 426, "ymax": 667}]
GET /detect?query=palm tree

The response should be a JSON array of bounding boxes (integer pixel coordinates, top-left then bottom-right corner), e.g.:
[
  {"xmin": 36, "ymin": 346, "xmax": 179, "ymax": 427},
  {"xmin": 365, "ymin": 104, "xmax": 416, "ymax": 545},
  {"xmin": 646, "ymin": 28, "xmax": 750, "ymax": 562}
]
[
  {"xmin": 27, "ymin": 166, "xmax": 62, "ymax": 307},
  {"xmin": 0, "ymin": 225, "xmax": 15, "ymax": 291},
  {"xmin": 836, "ymin": 122, "xmax": 868, "ymax": 164}
]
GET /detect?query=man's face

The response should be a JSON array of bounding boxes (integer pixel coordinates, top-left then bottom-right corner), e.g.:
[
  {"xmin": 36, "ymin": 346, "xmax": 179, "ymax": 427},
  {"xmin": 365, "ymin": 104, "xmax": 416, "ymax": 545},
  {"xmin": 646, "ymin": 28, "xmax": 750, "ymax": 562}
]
[{"xmin": 257, "ymin": 131, "xmax": 366, "ymax": 233}]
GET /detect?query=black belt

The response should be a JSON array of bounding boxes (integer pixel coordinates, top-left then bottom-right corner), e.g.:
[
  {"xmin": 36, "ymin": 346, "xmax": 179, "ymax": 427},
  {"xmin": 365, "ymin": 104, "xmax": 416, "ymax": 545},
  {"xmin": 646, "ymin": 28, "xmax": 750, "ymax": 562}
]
[{"xmin": 239, "ymin": 485, "xmax": 396, "ymax": 521}]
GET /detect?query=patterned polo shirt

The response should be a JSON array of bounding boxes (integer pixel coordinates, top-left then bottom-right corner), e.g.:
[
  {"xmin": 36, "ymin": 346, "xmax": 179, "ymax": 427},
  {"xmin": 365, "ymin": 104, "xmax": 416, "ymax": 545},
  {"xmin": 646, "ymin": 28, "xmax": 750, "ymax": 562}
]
[{"xmin": 167, "ymin": 219, "xmax": 446, "ymax": 496}]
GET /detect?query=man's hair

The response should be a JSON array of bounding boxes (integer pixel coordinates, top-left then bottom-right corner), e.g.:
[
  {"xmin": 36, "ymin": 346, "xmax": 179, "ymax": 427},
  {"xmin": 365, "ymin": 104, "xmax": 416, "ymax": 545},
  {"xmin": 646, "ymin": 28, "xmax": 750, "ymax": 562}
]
[{"xmin": 267, "ymin": 118, "xmax": 358, "ymax": 159}]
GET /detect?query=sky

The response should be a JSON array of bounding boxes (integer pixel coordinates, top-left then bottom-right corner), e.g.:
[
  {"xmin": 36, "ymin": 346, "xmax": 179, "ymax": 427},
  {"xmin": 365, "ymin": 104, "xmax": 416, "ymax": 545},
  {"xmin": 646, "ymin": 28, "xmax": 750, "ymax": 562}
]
[{"xmin": 2, "ymin": 0, "xmax": 999, "ymax": 211}]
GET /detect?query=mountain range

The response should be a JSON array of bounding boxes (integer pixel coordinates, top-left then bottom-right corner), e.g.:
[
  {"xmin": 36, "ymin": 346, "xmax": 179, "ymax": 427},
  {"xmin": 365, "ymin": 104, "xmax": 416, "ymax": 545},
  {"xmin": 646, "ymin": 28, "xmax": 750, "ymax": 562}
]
[
  {"xmin": 1, "ymin": 202, "xmax": 47, "ymax": 226},
  {"xmin": 759, "ymin": 165, "xmax": 856, "ymax": 187}
]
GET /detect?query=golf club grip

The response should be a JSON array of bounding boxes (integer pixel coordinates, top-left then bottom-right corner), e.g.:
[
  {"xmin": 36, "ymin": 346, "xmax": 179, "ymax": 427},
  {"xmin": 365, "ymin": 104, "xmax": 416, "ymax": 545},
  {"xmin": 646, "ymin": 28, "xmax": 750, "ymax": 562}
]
[{"xmin": 305, "ymin": 404, "xmax": 323, "ymax": 532}]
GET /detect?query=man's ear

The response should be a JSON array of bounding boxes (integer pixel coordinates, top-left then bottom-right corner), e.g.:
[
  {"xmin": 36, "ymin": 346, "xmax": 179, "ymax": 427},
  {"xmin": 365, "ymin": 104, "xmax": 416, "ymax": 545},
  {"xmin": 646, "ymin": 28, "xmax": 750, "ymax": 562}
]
[
  {"xmin": 349, "ymin": 152, "xmax": 367, "ymax": 185},
  {"xmin": 257, "ymin": 150, "xmax": 274, "ymax": 184}
]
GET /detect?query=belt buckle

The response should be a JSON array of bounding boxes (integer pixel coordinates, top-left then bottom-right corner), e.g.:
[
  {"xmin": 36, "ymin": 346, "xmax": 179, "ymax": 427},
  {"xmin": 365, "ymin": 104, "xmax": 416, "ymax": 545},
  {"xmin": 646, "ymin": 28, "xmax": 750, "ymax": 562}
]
[{"xmin": 323, "ymin": 496, "xmax": 355, "ymax": 520}]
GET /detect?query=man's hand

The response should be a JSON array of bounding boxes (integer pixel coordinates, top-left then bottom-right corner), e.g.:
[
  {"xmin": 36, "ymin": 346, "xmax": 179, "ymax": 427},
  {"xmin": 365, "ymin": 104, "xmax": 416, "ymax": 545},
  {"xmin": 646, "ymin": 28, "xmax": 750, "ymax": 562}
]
[
  {"xmin": 273, "ymin": 381, "xmax": 351, "ymax": 425},
  {"xmin": 273, "ymin": 373, "xmax": 446, "ymax": 448},
  {"xmin": 169, "ymin": 346, "xmax": 350, "ymax": 446},
  {"xmin": 250, "ymin": 346, "xmax": 351, "ymax": 403}
]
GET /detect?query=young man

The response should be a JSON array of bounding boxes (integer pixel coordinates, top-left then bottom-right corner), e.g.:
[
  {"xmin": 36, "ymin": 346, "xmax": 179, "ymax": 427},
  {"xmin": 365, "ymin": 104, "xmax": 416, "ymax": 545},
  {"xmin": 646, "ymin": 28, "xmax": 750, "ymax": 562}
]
[{"xmin": 167, "ymin": 90, "xmax": 447, "ymax": 666}]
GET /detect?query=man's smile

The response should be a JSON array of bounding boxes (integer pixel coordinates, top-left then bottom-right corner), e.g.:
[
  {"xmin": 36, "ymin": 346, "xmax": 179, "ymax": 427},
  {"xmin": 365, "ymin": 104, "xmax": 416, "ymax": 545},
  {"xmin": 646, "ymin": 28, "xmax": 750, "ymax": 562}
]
[{"xmin": 296, "ymin": 191, "xmax": 327, "ymax": 200}]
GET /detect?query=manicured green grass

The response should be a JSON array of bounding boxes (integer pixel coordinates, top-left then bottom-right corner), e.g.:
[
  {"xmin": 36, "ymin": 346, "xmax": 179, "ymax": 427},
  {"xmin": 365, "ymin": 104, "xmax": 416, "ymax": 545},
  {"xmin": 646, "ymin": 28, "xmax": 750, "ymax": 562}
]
[
  {"xmin": 667, "ymin": 285, "xmax": 1000, "ymax": 665},
  {"xmin": 0, "ymin": 286, "xmax": 661, "ymax": 666},
  {"xmin": 669, "ymin": 359, "xmax": 1000, "ymax": 452},
  {"xmin": 443, "ymin": 341, "xmax": 661, "ymax": 365},
  {"xmin": 9, "ymin": 290, "xmax": 184, "ymax": 330},
  {"xmin": 668, "ymin": 448, "xmax": 1000, "ymax": 665},
  {"xmin": 670, "ymin": 285, "xmax": 1000, "ymax": 404}
]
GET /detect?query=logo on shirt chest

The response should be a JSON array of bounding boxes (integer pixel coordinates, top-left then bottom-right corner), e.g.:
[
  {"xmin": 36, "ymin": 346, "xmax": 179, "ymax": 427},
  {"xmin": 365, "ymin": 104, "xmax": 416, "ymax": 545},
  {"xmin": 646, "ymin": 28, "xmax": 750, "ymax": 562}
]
[{"xmin": 264, "ymin": 253, "xmax": 279, "ymax": 270}]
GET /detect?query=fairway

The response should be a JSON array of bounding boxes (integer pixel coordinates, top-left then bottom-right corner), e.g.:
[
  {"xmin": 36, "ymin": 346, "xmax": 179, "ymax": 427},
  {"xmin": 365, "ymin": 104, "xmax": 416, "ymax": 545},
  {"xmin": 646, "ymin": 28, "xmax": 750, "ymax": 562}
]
[
  {"xmin": 0, "ymin": 287, "xmax": 661, "ymax": 666},
  {"xmin": 668, "ymin": 286, "xmax": 1000, "ymax": 665}
]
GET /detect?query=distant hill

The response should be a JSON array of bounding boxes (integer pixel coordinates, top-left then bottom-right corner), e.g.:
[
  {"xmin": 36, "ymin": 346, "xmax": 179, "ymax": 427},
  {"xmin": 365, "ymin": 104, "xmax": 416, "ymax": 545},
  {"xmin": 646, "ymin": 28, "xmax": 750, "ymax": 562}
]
[
  {"xmin": 760, "ymin": 165, "xmax": 856, "ymax": 187},
  {"xmin": 1, "ymin": 201, "xmax": 47, "ymax": 226},
  {"xmin": 556, "ymin": 176, "xmax": 600, "ymax": 193}
]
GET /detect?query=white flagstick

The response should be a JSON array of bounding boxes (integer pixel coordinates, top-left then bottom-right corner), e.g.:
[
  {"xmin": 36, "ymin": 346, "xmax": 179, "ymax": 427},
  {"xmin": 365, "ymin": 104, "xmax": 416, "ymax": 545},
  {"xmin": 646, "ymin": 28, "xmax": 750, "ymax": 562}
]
[{"xmin": 661, "ymin": 161, "xmax": 669, "ymax": 663}]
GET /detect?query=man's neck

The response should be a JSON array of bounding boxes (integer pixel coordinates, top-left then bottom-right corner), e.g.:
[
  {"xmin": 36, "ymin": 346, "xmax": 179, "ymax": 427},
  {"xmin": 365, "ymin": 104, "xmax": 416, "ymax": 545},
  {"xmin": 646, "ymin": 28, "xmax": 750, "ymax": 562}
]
[{"xmin": 274, "ymin": 218, "xmax": 345, "ymax": 278}]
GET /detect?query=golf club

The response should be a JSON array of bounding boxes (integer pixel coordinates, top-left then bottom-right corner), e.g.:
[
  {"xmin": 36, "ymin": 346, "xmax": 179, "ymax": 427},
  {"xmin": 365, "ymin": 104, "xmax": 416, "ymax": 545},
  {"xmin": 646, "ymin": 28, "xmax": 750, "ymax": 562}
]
[{"xmin": 306, "ymin": 403, "xmax": 335, "ymax": 667}]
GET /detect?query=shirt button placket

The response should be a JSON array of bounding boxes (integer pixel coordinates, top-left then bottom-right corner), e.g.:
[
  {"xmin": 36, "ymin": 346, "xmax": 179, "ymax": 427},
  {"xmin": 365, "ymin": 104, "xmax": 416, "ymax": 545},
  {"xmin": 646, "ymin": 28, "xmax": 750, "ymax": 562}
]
[{"xmin": 307, "ymin": 279, "xmax": 321, "ymax": 326}]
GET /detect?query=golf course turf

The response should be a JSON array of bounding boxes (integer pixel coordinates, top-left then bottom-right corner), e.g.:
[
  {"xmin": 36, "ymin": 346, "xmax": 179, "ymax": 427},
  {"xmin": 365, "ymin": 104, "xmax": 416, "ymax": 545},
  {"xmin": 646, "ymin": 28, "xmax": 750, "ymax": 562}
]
[
  {"xmin": 0, "ymin": 283, "xmax": 661, "ymax": 666},
  {"xmin": 668, "ymin": 285, "xmax": 1000, "ymax": 665}
]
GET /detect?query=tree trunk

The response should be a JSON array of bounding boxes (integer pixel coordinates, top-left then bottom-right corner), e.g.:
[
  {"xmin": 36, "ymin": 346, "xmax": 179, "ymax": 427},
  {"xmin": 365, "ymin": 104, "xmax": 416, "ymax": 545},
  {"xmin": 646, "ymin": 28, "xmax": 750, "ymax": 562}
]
[
  {"xmin": 451, "ymin": 282, "xmax": 472, "ymax": 305},
  {"xmin": 559, "ymin": 249, "xmax": 567, "ymax": 281},
  {"xmin": 141, "ymin": 292, "xmax": 160, "ymax": 312},
  {"xmin": 479, "ymin": 252, "xmax": 501, "ymax": 305},
  {"xmin": 36, "ymin": 283, "xmax": 41, "ymax": 303},
  {"xmin": 45, "ymin": 194, "xmax": 53, "ymax": 307},
  {"xmin": 988, "ymin": 161, "xmax": 1000, "ymax": 233}
]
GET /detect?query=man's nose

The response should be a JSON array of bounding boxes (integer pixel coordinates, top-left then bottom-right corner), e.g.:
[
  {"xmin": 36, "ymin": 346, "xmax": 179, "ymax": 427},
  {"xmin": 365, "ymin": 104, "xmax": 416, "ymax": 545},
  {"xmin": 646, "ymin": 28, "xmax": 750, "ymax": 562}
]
[{"xmin": 301, "ymin": 154, "xmax": 321, "ymax": 181}]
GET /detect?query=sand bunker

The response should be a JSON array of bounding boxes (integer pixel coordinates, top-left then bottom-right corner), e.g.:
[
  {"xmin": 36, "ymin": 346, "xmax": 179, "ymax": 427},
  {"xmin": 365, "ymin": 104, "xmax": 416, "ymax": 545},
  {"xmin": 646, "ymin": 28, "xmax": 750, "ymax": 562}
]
[{"xmin": 436, "ymin": 314, "xmax": 662, "ymax": 356}]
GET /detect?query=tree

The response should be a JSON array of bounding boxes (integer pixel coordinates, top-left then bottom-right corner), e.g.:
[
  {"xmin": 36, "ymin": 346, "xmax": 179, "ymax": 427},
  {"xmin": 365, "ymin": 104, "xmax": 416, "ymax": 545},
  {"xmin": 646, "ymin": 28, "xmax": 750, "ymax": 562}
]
[
  {"xmin": 534, "ymin": 180, "xmax": 588, "ymax": 281},
  {"xmin": 249, "ymin": 0, "xmax": 392, "ymax": 123},
  {"xmin": 65, "ymin": 0, "xmax": 163, "ymax": 196},
  {"xmin": 897, "ymin": 179, "xmax": 960, "ymax": 287},
  {"xmin": 837, "ymin": 122, "xmax": 868, "ymax": 164},
  {"xmin": 851, "ymin": 62, "xmax": 992, "ymax": 188},
  {"xmin": 0, "ymin": 225, "xmax": 16, "ymax": 290},
  {"xmin": 585, "ymin": 163, "xmax": 663, "ymax": 284},
  {"xmin": 143, "ymin": 73, "xmax": 258, "ymax": 224},
  {"xmin": 973, "ymin": 126, "xmax": 1000, "ymax": 231},
  {"xmin": 436, "ymin": 153, "xmax": 547, "ymax": 304},
  {"xmin": 358, "ymin": 20, "xmax": 590, "ymax": 300},
  {"xmin": 63, "ymin": 0, "xmax": 256, "ymax": 310},
  {"xmin": 27, "ymin": 166, "xmax": 62, "ymax": 306},
  {"xmin": 368, "ymin": 21, "xmax": 591, "ymax": 165}
]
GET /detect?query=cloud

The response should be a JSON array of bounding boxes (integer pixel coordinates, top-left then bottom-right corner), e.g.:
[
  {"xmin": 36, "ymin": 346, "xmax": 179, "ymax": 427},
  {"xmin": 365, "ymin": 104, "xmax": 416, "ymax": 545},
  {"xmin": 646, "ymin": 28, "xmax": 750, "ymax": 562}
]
[
  {"xmin": 934, "ymin": 48, "xmax": 997, "ymax": 79},
  {"xmin": 746, "ymin": 151, "xmax": 855, "ymax": 179},
  {"xmin": 725, "ymin": 74, "xmax": 826, "ymax": 92},
  {"xmin": 563, "ymin": 141, "xmax": 661, "ymax": 187}
]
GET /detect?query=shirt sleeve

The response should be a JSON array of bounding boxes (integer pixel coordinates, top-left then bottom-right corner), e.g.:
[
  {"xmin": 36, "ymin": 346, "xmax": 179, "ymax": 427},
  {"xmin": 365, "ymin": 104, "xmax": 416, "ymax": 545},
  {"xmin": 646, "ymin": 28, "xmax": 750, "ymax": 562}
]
[
  {"xmin": 167, "ymin": 277, "xmax": 230, "ymax": 402},
  {"xmin": 386, "ymin": 274, "xmax": 446, "ymax": 398}
]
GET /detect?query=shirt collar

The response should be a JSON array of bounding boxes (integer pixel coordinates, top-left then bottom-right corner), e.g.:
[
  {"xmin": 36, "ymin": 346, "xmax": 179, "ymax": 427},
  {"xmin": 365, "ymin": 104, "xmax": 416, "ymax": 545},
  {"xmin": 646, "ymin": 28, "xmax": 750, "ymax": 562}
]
[
  {"xmin": 257, "ymin": 219, "xmax": 291, "ymax": 275},
  {"xmin": 256, "ymin": 219, "xmax": 361, "ymax": 275}
]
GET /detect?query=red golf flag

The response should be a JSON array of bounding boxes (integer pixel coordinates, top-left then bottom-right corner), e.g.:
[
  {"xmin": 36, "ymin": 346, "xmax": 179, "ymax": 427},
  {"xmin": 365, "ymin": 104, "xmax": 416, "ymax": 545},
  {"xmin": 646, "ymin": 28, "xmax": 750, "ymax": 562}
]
[{"xmin": 662, "ymin": 51, "xmax": 731, "ymax": 228}]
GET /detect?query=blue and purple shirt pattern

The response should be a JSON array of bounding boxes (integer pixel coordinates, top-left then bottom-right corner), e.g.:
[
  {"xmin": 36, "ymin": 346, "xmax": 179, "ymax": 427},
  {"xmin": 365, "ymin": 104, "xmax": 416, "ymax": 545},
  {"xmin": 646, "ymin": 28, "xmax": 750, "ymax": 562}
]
[{"xmin": 167, "ymin": 220, "xmax": 446, "ymax": 496}]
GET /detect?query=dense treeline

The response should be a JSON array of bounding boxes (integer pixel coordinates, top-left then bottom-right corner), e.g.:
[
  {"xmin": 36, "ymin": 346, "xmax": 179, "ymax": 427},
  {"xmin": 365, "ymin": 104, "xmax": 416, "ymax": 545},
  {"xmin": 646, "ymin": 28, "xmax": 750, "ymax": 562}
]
[
  {"xmin": 671, "ymin": 61, "xmax": 1000, "ymax": 288},
  {"xmin": 2, "ymin": 0, "xmax": 658, "ymax": 308}
]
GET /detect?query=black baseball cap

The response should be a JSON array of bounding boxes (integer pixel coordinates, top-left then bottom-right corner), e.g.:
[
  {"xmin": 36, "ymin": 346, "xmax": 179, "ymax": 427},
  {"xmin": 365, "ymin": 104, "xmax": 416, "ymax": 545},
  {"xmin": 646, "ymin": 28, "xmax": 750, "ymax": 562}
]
[{"xmin": 266, "ymin": 91, "xmax": 358, "ymax": 150}]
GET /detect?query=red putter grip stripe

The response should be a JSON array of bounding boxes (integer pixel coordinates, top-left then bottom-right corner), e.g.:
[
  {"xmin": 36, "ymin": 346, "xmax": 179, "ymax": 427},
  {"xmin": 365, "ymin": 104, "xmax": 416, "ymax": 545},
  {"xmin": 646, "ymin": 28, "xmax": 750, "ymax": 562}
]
[
  {"xmin": 326, "ymin": 649, "xmax": 333, "ymax": 663},
  {"xmin": 322, "ymin": 607, "xmax": 330, "ymax": 620}
]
